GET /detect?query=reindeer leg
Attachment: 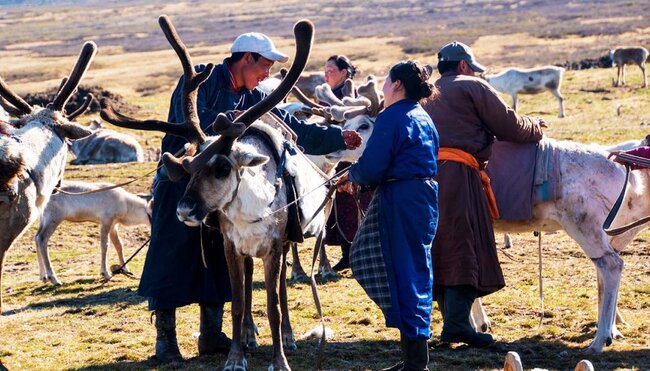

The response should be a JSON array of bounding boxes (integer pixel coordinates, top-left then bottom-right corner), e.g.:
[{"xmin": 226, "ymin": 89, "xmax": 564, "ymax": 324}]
[
  {"xmin": 108, "ymin": 224, "xmax": 130, "ymax": 275},
  {"xmin": 511, "ymin": 94, "xmax": 518, "ymax": 111},
  {"xmin": 289, "ymin": 242, "xmax": 308, "ymax": 282},
  {"xmin": 503, "ymin": 233, "xmax": 513, "ymax": 249},
  {"xmin": 35, "ymin": 217, "xmax": 63, "ymax": 286},
  {"xmin": 470, "ymin": 298, "xmax": 491, "ymax": 333},
  {"xmin": 317, "ymin": 244, "xmax": 338, "ymax": 281},
  {"xmin": 99, "ymin": 224, "xmax": 112, "ymax": 280},
  {"xmin": 616, "ymin": 66, "xmax": 621, "ymax": 87},
  {"xmin": 615, "ymin": 308, "xmax": 627, "ymax": 326},
  {"xmin": 281, "ymin": 243, "xmax": 296, "ymax": 351},
  {"xmin": 597, "ymin": 267, "xmax": 624, "ymax": 340},
  {"xmin": 586, "ymin": 251, "xmax": 623, "ymax": 353},
  {"xmin": 242, "ymin": 256, "xmax": 258, "ymax": 350},
  {"xmin": 263, "ymin": 240, "xmax": 290, "ymax": 371},
  {"xmin": 641, "ymin": 64, "xmax": 647, "ymax": 88},
  {"xmin": 223, "ymin": 240, "xmax": 248, "ymax": 371},
  {"xmin": 622, "ymin": 65, "xmax": 626, "ymax": 85},
  {"xmin": 551, "ymin": 89, "xmax": 565, "ymax": 118}
]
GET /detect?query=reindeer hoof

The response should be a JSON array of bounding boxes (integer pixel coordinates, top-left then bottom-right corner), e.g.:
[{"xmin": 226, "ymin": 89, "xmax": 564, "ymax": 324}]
[
  {"xmin": 504, "ymin": 351, "xmax": 523, "ymax": 371},
  {"xmin": 612, "ymin": 328, "xmax": 625, "ymax": 340},
  {"xmin": 581, "ymin": 345, "xmax": 602, "ymax": 355},
  {"xmin": 268, "ymin": 361, "xmax": 291, "ymax": 371},
  {"xmin": 289, "ymin": 273, "xmax": 310, "ymax": 283},
  {"xmin": 316, "ymin": 270, "xmax": 339, "ymax": 281},
  {"xmin": 224, "ymin": 358, "xmax": 248, "ymax": 371},
  {"xmin": 283, "ymin": 339, "xmax": 297, "ymax": 351},
  {"xmin": 46, "ymin": 276, "xmax": 62, "ymax": 286},
  {"xmin": 480, "ymin": 322, "xmax": 491, "ymax": 333}
]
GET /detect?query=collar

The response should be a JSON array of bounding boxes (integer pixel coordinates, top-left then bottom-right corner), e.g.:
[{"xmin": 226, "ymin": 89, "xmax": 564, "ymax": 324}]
[{"xmin": 226, "ymin": 64, "xmax": 244, "ymax": 93}]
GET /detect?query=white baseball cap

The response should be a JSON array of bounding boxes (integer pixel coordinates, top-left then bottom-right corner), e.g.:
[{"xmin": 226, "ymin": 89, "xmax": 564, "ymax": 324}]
[{"xmin": 230, "ymin": 32, "xmax": 289, "ymax": 63}]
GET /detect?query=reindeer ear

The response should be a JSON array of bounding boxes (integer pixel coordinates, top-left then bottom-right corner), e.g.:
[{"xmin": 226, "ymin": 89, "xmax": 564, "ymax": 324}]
[
  {"xmin": 55, "ymin": 122, "xmax": 93, "ymax": 140},
  {"xmin": 234, "ymin": 151, "xmax": 269, "ymax": 168}
]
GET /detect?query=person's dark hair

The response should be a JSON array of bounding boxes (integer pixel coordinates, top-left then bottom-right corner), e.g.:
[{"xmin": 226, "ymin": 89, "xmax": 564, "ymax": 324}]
[
  {"xmin": 437, "ymin": 60, "xmax": 460, "ymax": 74},
  {"xmin": 327, "ymin": 55, "xmax": 358, "ymax": 78},
  {"xmin": 225, "ymin": 51, "xmax": 262, "ymax": 65},
  {"xmin": 389, "ymin": 60, "xmax": 438, "ymax": 102}
]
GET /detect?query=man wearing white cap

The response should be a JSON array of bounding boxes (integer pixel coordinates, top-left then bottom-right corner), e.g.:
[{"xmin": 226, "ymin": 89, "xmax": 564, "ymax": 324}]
[{"xmin": 140, "ymin": 31, "xmax": 362, "ymax": 364}]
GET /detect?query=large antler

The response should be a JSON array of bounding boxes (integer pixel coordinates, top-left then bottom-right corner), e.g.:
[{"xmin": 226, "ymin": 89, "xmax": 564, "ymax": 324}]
[
  {"xmin": 178, "ymin": 19, "xmax": 314, "ymax": 174},
  {"xmin": 100, "ymin": 15, "xmax": 214, "ymax": 152},
  {"xmin": 0, "ymin": 78, "xmax": 33, "ymax": 116},
  {"xmin": 50, "ymin": 42, "xmax": 97, "ymax": 112}
]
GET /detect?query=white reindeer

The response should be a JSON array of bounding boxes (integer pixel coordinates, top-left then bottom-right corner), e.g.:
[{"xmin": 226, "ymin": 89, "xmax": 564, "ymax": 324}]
[
  {"xmin": 485, "ymin": 66, "xmax": 566, "ymax": 118},
  {"xmin": 69, "ymin": 119, "xmax": 144, "ymax": 164},
  {"xmin": 100, "ymin": 16, "xmax": 317, "ymax": 370},
  {"xmin": 610, "ymin": 47, "xmax": 649, "ymax": 88},
  {"xmin": 35, "ymin": 180, "xmax": 151, "ymax": 285},
  {"xmin": 0, "ymin": 42, "xmax": 97, "ymax": 314}
]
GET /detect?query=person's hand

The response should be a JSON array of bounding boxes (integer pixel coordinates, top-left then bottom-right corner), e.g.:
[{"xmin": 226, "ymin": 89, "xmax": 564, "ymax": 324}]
[
  {"xmin": 335, "ymin": 173, "xmax": 360, "ymax": 195},
  {"xmin": 342, "ymin": 130, "xmax": 362, "ymax": 150}
]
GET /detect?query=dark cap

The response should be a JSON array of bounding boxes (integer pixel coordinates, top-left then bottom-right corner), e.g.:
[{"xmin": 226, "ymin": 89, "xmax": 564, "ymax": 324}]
[{"xmin": 437, "ymin": 41, "xmax": 486, "ymax": 73}]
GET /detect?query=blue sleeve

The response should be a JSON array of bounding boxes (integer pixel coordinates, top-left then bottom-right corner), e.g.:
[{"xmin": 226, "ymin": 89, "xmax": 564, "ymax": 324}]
[
  {"xmin": 349, "ymin": 114, "xmax": 397, "ymax": 186},
  {"xmin": 237, "ymin": 88, "xmax": 346, "ymax": 155},
  {"xmin": 168, "ymin": 65, "xmax": 219, "ymax": 133}
]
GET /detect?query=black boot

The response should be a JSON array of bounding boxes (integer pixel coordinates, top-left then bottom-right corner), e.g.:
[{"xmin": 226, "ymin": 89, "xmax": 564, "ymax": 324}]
[
  {"xmin": 401, "ymin": 333, "xmax": 429, "ymax": 371},
  {"xmin": 440, "ymin": 286, "xmax": 494, "ymax": 347},
  {"xmin": 197, "ymin": 304, "xmax": 232, "ymax": 355},
  {"xmin": 332, "ymin": 242, "xmax": 351, "ymax": 272},
  {"xmin": 154, "ymin": 309, "xmax": 183, "ymax": 363}
]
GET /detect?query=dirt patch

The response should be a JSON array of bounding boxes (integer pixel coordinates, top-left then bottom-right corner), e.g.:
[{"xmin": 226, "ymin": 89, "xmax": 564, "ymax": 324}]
[{"xmin": 24, "ymin": 85, "xmax": 140, "ymax": 115}]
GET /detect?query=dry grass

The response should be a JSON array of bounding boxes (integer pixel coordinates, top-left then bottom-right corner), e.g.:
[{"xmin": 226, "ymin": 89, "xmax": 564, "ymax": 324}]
[{"xmin": 1, "ymin": 1, "xmax": 650, "ymax": 370}]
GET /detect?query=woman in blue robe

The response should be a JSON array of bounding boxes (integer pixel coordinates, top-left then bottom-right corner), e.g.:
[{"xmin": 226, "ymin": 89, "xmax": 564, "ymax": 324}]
[{"xmin": 339, "ymin": 61, "xmax": 439, "ymax": 370}]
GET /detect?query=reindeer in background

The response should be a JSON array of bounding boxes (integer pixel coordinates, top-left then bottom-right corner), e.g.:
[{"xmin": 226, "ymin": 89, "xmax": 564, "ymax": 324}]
[{"xmin": 0, "ymin": 42, "xmax": 97, "ymax": 313}]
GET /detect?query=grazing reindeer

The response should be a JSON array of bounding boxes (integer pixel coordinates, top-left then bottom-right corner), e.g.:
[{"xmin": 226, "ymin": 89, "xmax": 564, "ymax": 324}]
[
  {"xmin": 35, "ymin": 180, "xmax": 151, "ymax": 285},
  {"xmin": 0, "ymin": 42, "xmax": 97, "ymax": 314},
  {"xmin": 610, "ymin": 47, "xmax": 649, "ymax": 88},
  {"xmin": 485, "ymin": 66, "xmax": 566, "ymax": 118},
  {"xmin": 101, "ymin": 16, "xmax": 318, "ymax": 370},
  {"xmin": 69, "ymin": 119, "xmax": 144, "ymax": 164}
]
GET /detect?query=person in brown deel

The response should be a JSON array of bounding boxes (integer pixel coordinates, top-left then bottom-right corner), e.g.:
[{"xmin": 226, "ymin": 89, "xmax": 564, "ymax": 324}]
[{"xmin": 422, "ymin": 41, "xmax": 546, "ymax": 347}]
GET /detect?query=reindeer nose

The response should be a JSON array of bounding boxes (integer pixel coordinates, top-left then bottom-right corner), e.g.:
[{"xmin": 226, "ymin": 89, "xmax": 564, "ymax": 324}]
[{"xmin": 176, "ymin": 195, "xmax": 198, "ymax": 224}]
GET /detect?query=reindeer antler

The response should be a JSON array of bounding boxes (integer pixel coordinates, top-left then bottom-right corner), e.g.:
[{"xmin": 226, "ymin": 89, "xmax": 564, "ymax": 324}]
[
  {"xmin": 100, "ymin": 15, "xmax": 213, "ymax": 151},
  {"xmin": 66, "ymin": 93, "xmax": 94, "ymax": 121},
  {"xmin": 178, "ymin": 19, "xmax": 314, "ymax": 174},
  {"xmin": 0, "ymin": 77, "xmax": 33, "ymax": 116},
  {"xmin": 50, "ymin": 42, "xmax": 97, "ymax": 112}
]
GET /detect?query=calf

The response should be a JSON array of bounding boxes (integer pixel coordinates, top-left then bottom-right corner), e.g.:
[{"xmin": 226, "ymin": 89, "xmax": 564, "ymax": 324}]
[
  {"xmin": 610, "ymin": 47, "xmax": 649, "ymax": 88},
  {"xmin": 35, "ymin": 181, "xmax": 150, "ymax": 285},
  {"xmin": 485, "ymin": 66, "xmax": 566, "ymax": 118}
]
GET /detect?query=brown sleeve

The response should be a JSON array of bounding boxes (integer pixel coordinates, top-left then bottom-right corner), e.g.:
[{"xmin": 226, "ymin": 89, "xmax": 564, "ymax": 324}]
[{"xmin": 471, "ymin": 81, "xmax": 543, "ymax": 143}]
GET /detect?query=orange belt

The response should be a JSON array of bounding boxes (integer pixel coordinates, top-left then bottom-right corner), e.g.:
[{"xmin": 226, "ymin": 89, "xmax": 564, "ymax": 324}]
[{"xmin": 438, "ymin": 147, "xmax": 500, "ymax": 220}]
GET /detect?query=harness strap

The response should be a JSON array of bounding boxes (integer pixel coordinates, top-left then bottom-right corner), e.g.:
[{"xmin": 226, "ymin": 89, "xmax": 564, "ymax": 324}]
[
  {"xmin": 438, "ymin": 147, "xmax": 500, "ymax": 219},
  {"xmin": 603, "ymin": 151, "xmax": 650, "ymax": 236}
]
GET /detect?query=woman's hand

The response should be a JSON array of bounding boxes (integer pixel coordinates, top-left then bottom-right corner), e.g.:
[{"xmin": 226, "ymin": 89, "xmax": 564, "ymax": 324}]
[
  {"xmin": 342, "ymin": 130, "xmax": 362, "ymax": 150},
  {"xmin": 336, "ymin": 173, "xmax": 360, "ymax": 195}
]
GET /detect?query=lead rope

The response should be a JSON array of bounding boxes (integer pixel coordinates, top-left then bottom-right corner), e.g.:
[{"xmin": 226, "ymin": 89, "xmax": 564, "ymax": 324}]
[
  {"xmin": 310, "ymin": 185, "xmax": 337, "ymax": 370},
  {"xmin": 200, "ymin": 223, "xmax": 209, "ymax": 269},
  {"xmin": 54, "ymin": 147, "xmax": 186, "ymax": 196},
  {"xmin": 604, "ymin": 152, "xmax": 650, "ymax": 235},
  {"xmin": 535, "ymin": 231, "xmax": 545, "ymax": 331}
]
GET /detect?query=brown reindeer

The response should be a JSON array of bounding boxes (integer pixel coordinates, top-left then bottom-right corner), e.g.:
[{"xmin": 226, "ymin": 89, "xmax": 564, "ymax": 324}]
[
  {"xmin": 101, "ymin": 16, "xmax": 316, "ymax": 370},
  {"xmin": 0, "ymin": 43, "xmax": 97, "ymax": 314},
  {"xmin": 610, "ymin": 46, "xmax": 649, "ymax": 88}
]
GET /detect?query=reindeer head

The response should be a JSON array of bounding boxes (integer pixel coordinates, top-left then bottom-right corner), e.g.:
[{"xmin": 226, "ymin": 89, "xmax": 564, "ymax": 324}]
[
  {"xmin": 292, "ymin": 76, "xmax": 383, "ymax": 163},
  {"xmin": 0, "ymin": 42, "xmax": 97, "ymax": 141},
  {"xmin": 100, "ymin": 16, "xmax": 313, "ymax": 226}
]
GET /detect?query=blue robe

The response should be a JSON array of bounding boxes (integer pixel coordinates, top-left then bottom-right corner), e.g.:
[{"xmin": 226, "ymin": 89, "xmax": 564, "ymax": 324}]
[
  {"xmin": 139, "ymin": 62, "xmax": 347, "ymax": 309},
  {"xmin": 349, "ymin": 99, "xmax": 439, "ymax": 339}
]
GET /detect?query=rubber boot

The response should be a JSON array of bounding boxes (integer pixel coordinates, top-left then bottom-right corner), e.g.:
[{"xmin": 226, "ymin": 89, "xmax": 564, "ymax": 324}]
[
  {"xmin": 198, "ymin": 304, "xmax": 232, "ymax": 355},
  {"xmin": 440, "ymin": 286, "xmax": 494, "ymax": 347},
  {"xmin": 154, "ymin": 309, "xmax": 183, "ymax": 363},
  {"xmin": 332, "ymin": 242, "xmax": 351, "ymax": 272}
]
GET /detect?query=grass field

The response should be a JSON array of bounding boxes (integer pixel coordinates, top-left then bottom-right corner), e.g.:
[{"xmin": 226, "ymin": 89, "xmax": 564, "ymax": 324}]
[{"xmin": 1, "ymin": 1, "xmax": 649, "ymax": 370}]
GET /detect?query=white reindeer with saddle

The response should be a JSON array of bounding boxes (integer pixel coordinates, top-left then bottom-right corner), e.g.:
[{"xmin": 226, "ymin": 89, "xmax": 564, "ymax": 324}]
[
  {"xmin": 100, "ymin": 16, "xmax": 328, "ymax": 371},
  {"xmin": 0, "ymin": 43, "xmax": 97, "ymax": 313}
]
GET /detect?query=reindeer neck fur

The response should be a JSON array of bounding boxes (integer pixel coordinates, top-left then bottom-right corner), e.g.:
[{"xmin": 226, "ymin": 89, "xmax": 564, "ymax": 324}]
[
  {"xmin": 2, "ymin": 108, "xmax": 68, "ymax": 208},
  {"xmin": 218, "ymin": 137, "xmax": 288, "ymax": 258}
]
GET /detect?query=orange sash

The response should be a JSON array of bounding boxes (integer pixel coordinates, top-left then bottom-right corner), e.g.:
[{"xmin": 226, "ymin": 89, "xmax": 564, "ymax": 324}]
[{"xmin": 438, "ymin": 147, "xmax": 500, "ymax": 220}]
